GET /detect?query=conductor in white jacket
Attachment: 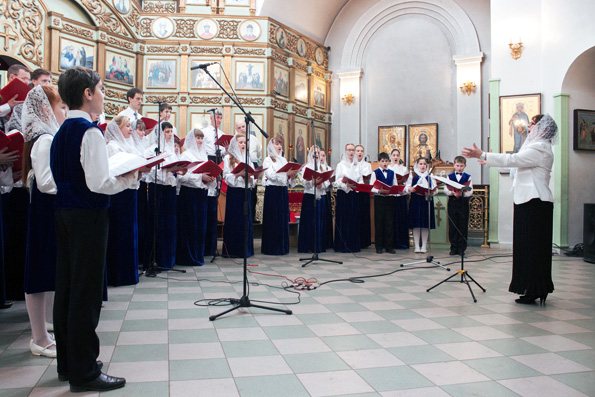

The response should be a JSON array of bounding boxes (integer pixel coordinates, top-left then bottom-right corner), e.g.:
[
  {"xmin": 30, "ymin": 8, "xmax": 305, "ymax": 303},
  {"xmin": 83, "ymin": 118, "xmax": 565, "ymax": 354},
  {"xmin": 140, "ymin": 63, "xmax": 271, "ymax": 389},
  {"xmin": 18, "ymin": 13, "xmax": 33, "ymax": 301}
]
[{"xmin": 463, "ymin": 114, "xmax": 557, "ymax": 306}]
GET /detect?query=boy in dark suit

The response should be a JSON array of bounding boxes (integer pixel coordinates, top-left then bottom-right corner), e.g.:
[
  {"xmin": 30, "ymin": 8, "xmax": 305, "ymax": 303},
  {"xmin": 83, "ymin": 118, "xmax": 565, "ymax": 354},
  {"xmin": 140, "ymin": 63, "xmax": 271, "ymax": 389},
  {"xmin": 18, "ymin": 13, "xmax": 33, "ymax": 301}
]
[
  {"xmin": 370, "ymin": 152, "xmax": 395, "ymax": 254},
  {"xmin": 444, "ymin": 155, "xmax": 473, "ymax": 256}
]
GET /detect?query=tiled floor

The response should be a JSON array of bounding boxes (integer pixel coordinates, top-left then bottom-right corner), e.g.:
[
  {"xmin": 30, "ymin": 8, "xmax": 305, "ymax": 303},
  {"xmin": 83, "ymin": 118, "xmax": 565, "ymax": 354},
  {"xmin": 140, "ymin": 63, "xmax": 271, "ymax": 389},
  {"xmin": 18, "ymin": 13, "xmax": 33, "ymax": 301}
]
[{"xmin": 1, "ymin": 245, "xmax": 594, "ymax": 396}]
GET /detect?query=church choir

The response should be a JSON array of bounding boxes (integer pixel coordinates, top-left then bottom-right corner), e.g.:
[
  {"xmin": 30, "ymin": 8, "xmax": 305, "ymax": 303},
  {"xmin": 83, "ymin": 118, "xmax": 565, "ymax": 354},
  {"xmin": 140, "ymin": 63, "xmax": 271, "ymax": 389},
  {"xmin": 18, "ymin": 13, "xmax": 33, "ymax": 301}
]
[{"xmin": 0, "ymin": 68, "xmax": 465, "ymax": 363}]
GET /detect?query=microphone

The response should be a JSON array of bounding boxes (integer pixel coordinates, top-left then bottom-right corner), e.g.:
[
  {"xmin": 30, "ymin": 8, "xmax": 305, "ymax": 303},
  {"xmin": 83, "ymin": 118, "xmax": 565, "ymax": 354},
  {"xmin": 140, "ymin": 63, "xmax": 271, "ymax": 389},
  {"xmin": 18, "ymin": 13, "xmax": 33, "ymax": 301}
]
[
  {"xmin": 207, "ymin": 108, "xmax": 218, "ymax": 113},
  {"xmin": 190, "ymin": 62, "xmax": 217, "ymax": 70}
]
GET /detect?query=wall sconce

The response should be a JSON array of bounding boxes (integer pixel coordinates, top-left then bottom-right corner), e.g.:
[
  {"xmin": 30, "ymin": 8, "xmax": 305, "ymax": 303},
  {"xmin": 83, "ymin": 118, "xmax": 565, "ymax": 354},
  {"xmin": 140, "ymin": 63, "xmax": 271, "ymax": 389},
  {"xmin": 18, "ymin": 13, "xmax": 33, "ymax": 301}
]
[
  {"xmin": 288, "ymin": 144, "xmax": 294, "ymax": 152},
  {"xmin": 509, "ymin": 40, "xmax": 523, "ymax": 60},
  {"xmin": 342, "ymin": 93, "xmax": 355, "ymax": 105},
  {"xmin": 459, "ymin": 81, "xmax": 476, "ymax": 96}
]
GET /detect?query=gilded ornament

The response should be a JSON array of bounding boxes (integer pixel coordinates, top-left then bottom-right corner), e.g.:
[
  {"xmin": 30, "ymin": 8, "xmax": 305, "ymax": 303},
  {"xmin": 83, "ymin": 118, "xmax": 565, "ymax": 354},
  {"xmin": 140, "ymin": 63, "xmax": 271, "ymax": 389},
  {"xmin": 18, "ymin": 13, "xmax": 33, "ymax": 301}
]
[
  {"xmin": 235, "ymin": 47, "xmax": 266, "ymax": 56},
  {"xmin": 108, "ymin": 36, "xmax": 134, "ymax": 50},
  {"xmin": 190, "ymin": 46, "xmax": 223, "ymax": 54},
  {"xmin": 174, "ymin": 19, "xmax": 196, "ymax": 38},
  {"xmin": 142, "ymin": 1, "xmax": 176, "ymax": 13},
  {"xmin": 3, "ymin": 0, "xmax": 44, "ymax": 66},
  {"xmin": 217, "ymin": 20, "xmax": 239, "ymax": 40},
  {"xmin": 146, "ymin": 45, "xmax": 179, "ymax": 53},
  {"xmin": 63, "ymin": 23, "xmax": 94, "ymax": 39},
  {"xmin": 190, "ymin": 96, "xmax": 222, "ymax": 105},
  {"xmin": 80, "ymin": 0, "xmax": 129, "ymax": 37},
  {"xmin": 146, "ymin": 95, "xmax": 177, "ymax": 103}
]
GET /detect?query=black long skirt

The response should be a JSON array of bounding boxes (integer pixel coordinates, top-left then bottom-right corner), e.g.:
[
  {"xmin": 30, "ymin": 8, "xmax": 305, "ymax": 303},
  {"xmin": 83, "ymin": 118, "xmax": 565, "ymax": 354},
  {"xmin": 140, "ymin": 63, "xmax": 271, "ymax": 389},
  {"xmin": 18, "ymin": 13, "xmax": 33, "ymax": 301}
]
[
  {"xmin": 261, "ymin": 185, "xmax": 290, "ymax": 255},
  {"xmin": 509, "ymin": 198, "xmax": 554, "ymax": 296}
]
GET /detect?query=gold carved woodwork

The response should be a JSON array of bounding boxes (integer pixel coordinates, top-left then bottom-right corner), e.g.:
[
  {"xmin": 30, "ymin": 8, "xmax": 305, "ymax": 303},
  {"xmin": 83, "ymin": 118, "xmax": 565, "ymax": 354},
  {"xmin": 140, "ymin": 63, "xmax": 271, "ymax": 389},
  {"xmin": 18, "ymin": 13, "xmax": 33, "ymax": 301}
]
[
  {"xmin": 174, "ymin": 19, "xmax": 196, "ymax": 38},
  {"xmin": 267, "ymin": 23, "xmax": 276, "ymax": 45},
  {"xmin": 216, "ymin": 20, "xmax": 239, "ymax": 40},
  {"xmin": 294, "ymin": 62, "xmax": 308, "ymax": 73},
  {"xmin": 190, "ymin": 46, "xmax": 223, "ymax": 54},
  {"xmin": 237, "ymin": 97, "xmax": 265, "ymax": 106},
  {"xmin": 142, "ymin": 1, "xmax": 176, "ymax": 13},
  {"xmin": 0, "ymin": 0, "xmax": 44, "ymax": 67},
  {"xmin": 138, "ymin": 18, "xmax": 152, "ymax": 37},
  {"xmin": 125, "ymin": 9, "xmax": 140, "ymax": 32},
  {"xmin": 105, "ymin": 89, "xmax": 127, "ymax": 101},
  {"xmin": 63, "ymin": 23, "xmax": 93, "ymax": 39},
  {"xmin": 294, "ymin": 105, "xmax": 307, "ymax": 116},
  {"xmin": 145, "ymin": 95, "xmax": 177, "ymax": 103},
  {"xmin": 146, "ymin": 45, "xmax": 179, "ymax": 53},
  {"xmin": 271, "ymin": 99, "xmax": 288, "ymax": 111},
  {"xmin": 313, "ymin": 112, "xmax": 325, "ymax": 121},
  {"xmin": 108, "ymin": 36, "xmax": 134, "ymax": 50},
  {"xmin": 235, "ymin": 47, "xmax": 266, "ymax": 56},
  {"xmin": 468, "ymin": 185, "xmax": 490, "ymax": 247},
  {"xmin": 80, "ymin": 0, "xmax": 130, "ymax": 37},
  {"xmin": 286, "ymin": 31, "xmax": 297, "ymax": 53},
  {"xmin": 104, "ymin": 102, "xmax": 126, "ymax": 116},
  {"xmin": 190, "ymin": 96, "xmax": 222, "ymax": 105},
  {"xmin": 312, "ymin": 69, "xmax": 325, "ymax": 79},
  {"xmin": 272, "ymin": 51, "xmax": 288, "ymax": 65}
]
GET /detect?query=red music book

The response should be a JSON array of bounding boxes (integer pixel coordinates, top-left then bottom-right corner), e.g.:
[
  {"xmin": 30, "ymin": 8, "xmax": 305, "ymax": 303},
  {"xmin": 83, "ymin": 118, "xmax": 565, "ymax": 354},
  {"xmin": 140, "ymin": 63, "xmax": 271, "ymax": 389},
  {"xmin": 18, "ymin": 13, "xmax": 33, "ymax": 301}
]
[
  {"xmin": 395, "ymin": 172, "xmax": 409, "ymax": 185},
  {"xmin": 411, "ymin": 185, "xmax": 437, "ymax": 196},
  {"xmin": 97, "ymin": 123, "xmax": 107, "ymax": 132},
  {"xmin": 215, "ymin": 134, "xmax": 234, "ymax": 146},
  {"xmin": 276, "ymin": 162, "xmax": 302, "ymax": 173},
  {"xmin": 355, "ymin": 184, "xmax": 374, "ymax": 193},
  {"xmin": 373, "ymin": 180, "xmax": 406, "ymax": 195},
  {"xmin": 192, "ymin": 160, "xmax": 223, "ymax": 177},
  {"xmin": 0, "ymin": 130, "xmax": 24, "ymax": 181},
  {"xmin": 109, "ymin": 152, "xmax": 169, "ymax": 177},
  {"xmin": 140, "ymin": 117, "xmax": 158, "ymax": 130},
  {"xmin": 162, "ymin": 160, "xmax": 201, "ymax": 171},
  {"xmin": 231, "ymin": 162, "xmax": 267, "ymax": 178},
  {"xmin": 0, "ymin": 78, "xmax": 31, "ymax": 105}
]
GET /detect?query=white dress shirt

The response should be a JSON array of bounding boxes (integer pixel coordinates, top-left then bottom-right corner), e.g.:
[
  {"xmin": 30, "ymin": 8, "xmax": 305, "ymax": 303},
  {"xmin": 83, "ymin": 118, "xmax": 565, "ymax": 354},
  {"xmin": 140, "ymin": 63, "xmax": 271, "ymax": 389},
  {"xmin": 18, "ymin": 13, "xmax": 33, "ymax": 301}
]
[
  {"xmin": 0, "ymin": 103, "xmax": 11, "ymax": 118},
  {"xmin": 334, "ymin": 160, "xmax": 362, "ymax": 193},
  {"xmin": 203, "ymin": 125, "xmax": 227, "ymax": 157},
  {"xmin": 262, "ymin": 156, "xmax": 296, "ymax": 188},
  {"xmin": 444, "ymin": 173, "xmax": 474, "ymax": 198},
  {"xmin": 143, "ymin": 144, "xmax": 178, "ymax": 187},
  {"xmin": 30, "ymin": 134, "xmax": 56, "ymax": 194},
  {"xmin": 69, "ymin": 110, "xmax": 137, "ymax": 194},
  {"xmin": 118, "ymin": 106, "xmax": 141, "ymax": 129},
  {"xmin": 223, "ymin": 155, "xmax": 254, "ymax": 188},
  {"xmin": 178, "ymin": 151, "xmax": 214, "ymax": 190}
]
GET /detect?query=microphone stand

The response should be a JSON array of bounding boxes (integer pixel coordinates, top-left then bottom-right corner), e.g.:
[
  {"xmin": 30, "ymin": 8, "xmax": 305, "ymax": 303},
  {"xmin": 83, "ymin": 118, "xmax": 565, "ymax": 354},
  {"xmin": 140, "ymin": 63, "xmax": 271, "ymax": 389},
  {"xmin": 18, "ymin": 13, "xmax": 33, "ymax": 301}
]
[
  {"xmin": 300, "ymin": 119, "xmax": 342, "ymax": 267},
  {"xmin": 198, "ymin": 65, "xmax": 292, "ymax": 321},
  {"xmin": 209, "ymin": 107, "xmax": 222, "ymax": 263},
  {"xmin": 144, "ymin": 100, "xmax": 185, "ymax": 276}
]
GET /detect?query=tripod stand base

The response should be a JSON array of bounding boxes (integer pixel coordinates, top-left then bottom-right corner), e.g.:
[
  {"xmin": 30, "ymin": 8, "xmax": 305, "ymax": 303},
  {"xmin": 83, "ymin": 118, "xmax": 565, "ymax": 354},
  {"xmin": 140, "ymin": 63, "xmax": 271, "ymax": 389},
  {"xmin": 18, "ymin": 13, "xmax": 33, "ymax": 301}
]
[
  {"xmin": 209, "ymin": 295, "xmax": 292, "ymax": 321},
  {"xmin": 300, "ymin": 252, "xmax": 343, "ymax": 267},
  {"xmin": 210, "ymin": 250, "xmax": 220, "ymax": 263},
  {"xmin": 426, "ymin": 269, "xmax": 485, "ymax": 303},
  {"xmin": 143, "ymin": 262, "xmax": 187, "ymax": 277}
]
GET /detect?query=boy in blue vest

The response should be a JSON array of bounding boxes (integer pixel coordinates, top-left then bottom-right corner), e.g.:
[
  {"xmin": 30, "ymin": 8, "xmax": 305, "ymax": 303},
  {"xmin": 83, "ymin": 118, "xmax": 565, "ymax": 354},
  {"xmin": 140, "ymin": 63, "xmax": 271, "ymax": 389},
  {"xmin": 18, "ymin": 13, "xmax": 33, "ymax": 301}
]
[
  {"xmin": 444, "ymin": 155, "xmax": 473, "ymax": 256},
  {"xmin": 50, "ymin": 67, "xmax": 136, "ymax": 393},
  {"xmin": 370, "ymin": 152, "xmax": 396, "ymax": 254}
]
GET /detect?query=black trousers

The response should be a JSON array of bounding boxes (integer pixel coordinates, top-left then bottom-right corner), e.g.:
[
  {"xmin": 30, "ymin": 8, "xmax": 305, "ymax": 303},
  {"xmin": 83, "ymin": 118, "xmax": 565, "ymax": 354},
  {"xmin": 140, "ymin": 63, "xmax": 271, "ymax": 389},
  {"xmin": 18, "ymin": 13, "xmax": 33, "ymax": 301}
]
[
  {"xmin": 447, "ymin": 197, "xmax": 470, "ymax": 253},
  {"xmin": 54, "ymin": 208, "xmax": 108, "ymax": 385},
  {"xmin": 374, "ymin": 195, "xmax": 394, "ymax": 250},
  {"xmin": 252, "ymin": 162, "xmax": 259, "ymax": 221}
]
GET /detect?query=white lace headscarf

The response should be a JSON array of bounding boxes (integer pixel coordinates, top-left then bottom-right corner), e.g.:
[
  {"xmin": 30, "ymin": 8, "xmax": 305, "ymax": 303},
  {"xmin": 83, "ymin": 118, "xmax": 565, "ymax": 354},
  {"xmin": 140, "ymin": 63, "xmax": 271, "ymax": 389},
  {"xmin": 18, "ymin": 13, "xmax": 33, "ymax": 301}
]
[
  {"xmin": 183, "ymin": 128, "xmax": 207, "ymax": 161},
  {"xmin": 266, "ymin": 137, "xmax": 285, "ymax": 163},
  {"xmin": 413, "ymin": 158, "xmax": 432, "ymax": 188},
  {"xmin": 306, "ymin": 145, "xmax": 320, "ymax": 169},
  {"xmin": 227, "ymin": 134, "xmax": 246, "ymax": 163},
  {"xmin": 105, "ymin": 118, "xmax": 142, "ymax": 156},
  {"xmin": 521, "ymin": 114, "xmax": 558, "ymax": 149},
  {"xmin": 151, "ymin": 124, "xmax": 177, "ymax": 158},
  {"xmin": 21, "ymin": 85, "xmax": 60, "ymax": 142}
]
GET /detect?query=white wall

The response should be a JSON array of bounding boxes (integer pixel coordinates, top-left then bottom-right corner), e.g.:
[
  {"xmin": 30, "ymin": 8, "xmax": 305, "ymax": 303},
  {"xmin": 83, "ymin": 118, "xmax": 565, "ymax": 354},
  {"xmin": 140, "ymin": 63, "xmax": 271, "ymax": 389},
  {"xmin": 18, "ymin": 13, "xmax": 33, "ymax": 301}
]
[{"xmin": 562, "ymin": 47, "xmax": 595, "ymax": 246}]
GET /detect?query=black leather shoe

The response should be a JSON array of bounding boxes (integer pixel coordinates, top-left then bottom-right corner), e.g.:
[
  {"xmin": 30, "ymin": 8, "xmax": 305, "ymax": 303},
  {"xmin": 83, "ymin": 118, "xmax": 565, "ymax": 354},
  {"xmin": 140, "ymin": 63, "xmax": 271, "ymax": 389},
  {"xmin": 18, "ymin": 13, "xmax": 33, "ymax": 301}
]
[
  {"xmin": 376, "ymin": 248, "xmax": 383, "ymax": 254},
  {"xmin": 59, "ymin": 361, "xmax": 103, "ymax": 382},
  {"xmin": 387, "ymin": 249, "xmax": 396, "ymax": 254},
  {"xmin": 0, "ymin": 301, "xmax": 12, "ymax": 309},
  {"xmin": 515, "ymin": 295, "xmax": 538, "ymax": 304},
  {"xmin": 70, "ymin": 372, "xmax": 125, "ymax": 393},
  {"xmin": 449, "ymin": 249, "xmax": 458, "ymax": 256}
]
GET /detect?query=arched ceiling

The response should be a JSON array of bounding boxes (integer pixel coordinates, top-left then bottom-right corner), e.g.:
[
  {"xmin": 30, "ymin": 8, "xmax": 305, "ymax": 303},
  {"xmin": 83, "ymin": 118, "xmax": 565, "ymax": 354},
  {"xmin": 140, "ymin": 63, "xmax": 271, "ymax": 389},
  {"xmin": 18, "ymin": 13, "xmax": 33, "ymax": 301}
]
[{"xmin": 256, "ymin": 0, "xmax": 349, "ymax": 44}]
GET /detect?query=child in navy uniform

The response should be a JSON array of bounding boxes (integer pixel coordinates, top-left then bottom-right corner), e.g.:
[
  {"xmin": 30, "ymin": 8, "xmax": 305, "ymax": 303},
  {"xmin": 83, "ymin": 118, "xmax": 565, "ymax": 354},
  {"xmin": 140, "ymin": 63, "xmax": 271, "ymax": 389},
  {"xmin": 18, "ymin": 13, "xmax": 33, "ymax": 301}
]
[
  {"xmin": 370, "ymin": 152, "xmax": 395, "ymax": 254},
  {"xmin": 51, "ymin": 67, "xmax": 136, "ymax": 392},
  {"xmin": 444, "ymin": 155, "xmax": 473, "ymax": 256}
]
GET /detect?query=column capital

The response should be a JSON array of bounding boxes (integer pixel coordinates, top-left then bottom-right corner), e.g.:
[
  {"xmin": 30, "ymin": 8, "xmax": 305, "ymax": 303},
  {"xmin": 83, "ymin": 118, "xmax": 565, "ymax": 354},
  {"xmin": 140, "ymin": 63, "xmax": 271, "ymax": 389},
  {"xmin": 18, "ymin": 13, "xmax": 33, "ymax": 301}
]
[
  {"xmin": 453, "ymin": 53, "xmax": 484, "ymax": 66},
  {"xmin": 334, "ymin": 69, "xmax": 364, "ymax": 80}
]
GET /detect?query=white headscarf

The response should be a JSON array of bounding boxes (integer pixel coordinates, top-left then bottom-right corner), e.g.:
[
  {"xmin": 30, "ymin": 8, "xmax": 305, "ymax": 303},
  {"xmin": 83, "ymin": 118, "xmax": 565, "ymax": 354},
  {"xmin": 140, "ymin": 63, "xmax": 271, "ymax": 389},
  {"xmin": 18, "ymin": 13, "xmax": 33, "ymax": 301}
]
[
  {"xmin": 151, "ymin": 124, "xmax": 176, "ymax": 158},
  {"xmin": 21, "ymin": 86, "xmax": 60, "ymax": 142},
  {"xmin": 266, "ymin": 137, "xmax": 284, "ymax": 163},
  {"xmin": 183, "ymin": 129, "xmax": 207, "ymax": 161},
  {"xmin": 227, "ymin": 134, "xmax": 246, "ymax": 163},
  {"xmin": 306, "ymin": 145, "xmax": 320, "ymax": 169},
  {"xmin": 105, "ymin": 119, "xmax": 142, "ymax": 156},
  {"xmin": 413, "ymin": 160, "xmax": 432, "ymax": 188},
  {"xmin": 521, "ymin": 114, "xmax": 558, "ymax": 149}
]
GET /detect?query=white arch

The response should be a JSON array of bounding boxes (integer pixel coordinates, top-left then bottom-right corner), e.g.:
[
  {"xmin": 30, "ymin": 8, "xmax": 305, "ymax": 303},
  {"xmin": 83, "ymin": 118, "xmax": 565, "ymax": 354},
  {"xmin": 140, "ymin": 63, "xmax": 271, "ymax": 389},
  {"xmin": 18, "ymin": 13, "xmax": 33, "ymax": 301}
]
[{"xmin": 340, "ymin": 0, "xmax": 481, "ymax": 68}]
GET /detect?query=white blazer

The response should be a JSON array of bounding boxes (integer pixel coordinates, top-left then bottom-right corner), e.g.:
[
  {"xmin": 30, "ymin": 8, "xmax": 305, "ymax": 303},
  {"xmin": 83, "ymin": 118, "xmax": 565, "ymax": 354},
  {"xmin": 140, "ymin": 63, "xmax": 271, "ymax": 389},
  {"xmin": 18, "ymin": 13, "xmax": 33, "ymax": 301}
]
[{"xmin": 485, "ymin": 141, "xmax": 553, "ymax": 205}]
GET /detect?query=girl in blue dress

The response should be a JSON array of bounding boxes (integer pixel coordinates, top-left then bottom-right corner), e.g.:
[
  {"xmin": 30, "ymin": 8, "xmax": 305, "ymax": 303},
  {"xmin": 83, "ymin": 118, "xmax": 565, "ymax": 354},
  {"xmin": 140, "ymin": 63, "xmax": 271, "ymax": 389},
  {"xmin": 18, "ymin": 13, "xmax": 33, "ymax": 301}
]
[
  {"xmin": 406, "ymin": 157, "xmax": 437, "ymax": 253},
  {"xmin": 261, "ymin": 137, "xmax": 298, "ymax": 255},
  {"xmin": 21, "ymin": 85, "xmax": 67, "ymax": 357},
  {"xmin": 177, "ymin": 129, "xmax": 216, "ymax": 265},
  {"xmin": 223, "ymin": 134, "xmax": 255, "ymax": 257},
  {"xmin": 105, "ymin": 116, "xmax": 143, "ymax": 285},
  {"xmin": 298, "ymin": 146, "xmax": 327, "ymax": 253}
]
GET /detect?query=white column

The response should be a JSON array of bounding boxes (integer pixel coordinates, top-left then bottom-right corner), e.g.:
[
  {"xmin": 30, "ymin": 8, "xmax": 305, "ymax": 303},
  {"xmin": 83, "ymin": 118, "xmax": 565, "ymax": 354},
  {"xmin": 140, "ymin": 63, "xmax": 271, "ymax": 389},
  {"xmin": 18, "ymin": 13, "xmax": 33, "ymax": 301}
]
[
  {"xmin": 334, "ymin": 69, "xmax": 363, "ymax": 164},
  {"xmin": 454, "ymin": 54, "xmax": 483, "ymax": 180}
]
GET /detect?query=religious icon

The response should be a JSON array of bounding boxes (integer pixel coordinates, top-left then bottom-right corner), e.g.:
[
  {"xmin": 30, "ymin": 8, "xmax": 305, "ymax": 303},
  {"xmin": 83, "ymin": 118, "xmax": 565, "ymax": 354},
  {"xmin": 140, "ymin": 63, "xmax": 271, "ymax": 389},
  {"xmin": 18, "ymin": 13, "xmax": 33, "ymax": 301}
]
[
  {"xmin": 294, "ymin": 72, "xmax": 308, "ymax": 103},
  {"xmin": 273, "ymin": 65, "xmax": 289, "ymax": 97},
  {"xmin": 499, "ymin": 94, "xmax": 541, "ymax": 154},
  {"xmin": 235, "ymin": 61, "xmax": 264, "ymax": 90},
  {"xmin": 113, "ymin": 0, "xmax": 130, "ymax": 14},
  {"xmin": 313, "ymin": 79, "xmax": 326, "ymax": 108},
  {"xmin": 59, "ymin": 38, "xmax": 95, "ymax": 70},
  {"xmin": 190, "ymin": 60, "xmax": 221, "ymax": 89},
  {"xmin": 146, "ymin": 59, "xmax": 177, "ymax": 88},
  {"xmin": 196, "ymin": 18, "xmax": 218, "ymax": 40},
  {"xmin": 294, "ymin": 123, "xmax": 307, "ymax": 164},
  {"xmin": 239, "ymin": 20, "xmax": 261, "ymax": 41},
  {"xmin": 105, "ymin": 50, "xmax": 134, "ymax": 86},
  {"xmin": 315, "ymin": 47, "xmax": 324, "ymax": 65},
  {"xmin": 152, "ymin": 17, "xmax": 174, "ymax": 39},
  {"xmin": 275, "ymin": 27, "xmax": 287, "ymax": 49},
  {"xmin": 408, "ymin": 123, "xmax": 438, "ymax": 167},
  {"xmin": 297, "ymin": 38, "xmax": 307, "ymax": 57},
  {"xmin": 378, "ymin": 125, "xmax": 406, "ymax": 163},
  {"xmin": 573, "ymin": 109, "xmax": 595, "ymax": 151},
  {"xmin": 273, "ymin": 117, "xmax": 288, "ymax": 155},
  {"xmin": 314, "ymin": 127, "xmax": 326, "ymax": 151}
]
